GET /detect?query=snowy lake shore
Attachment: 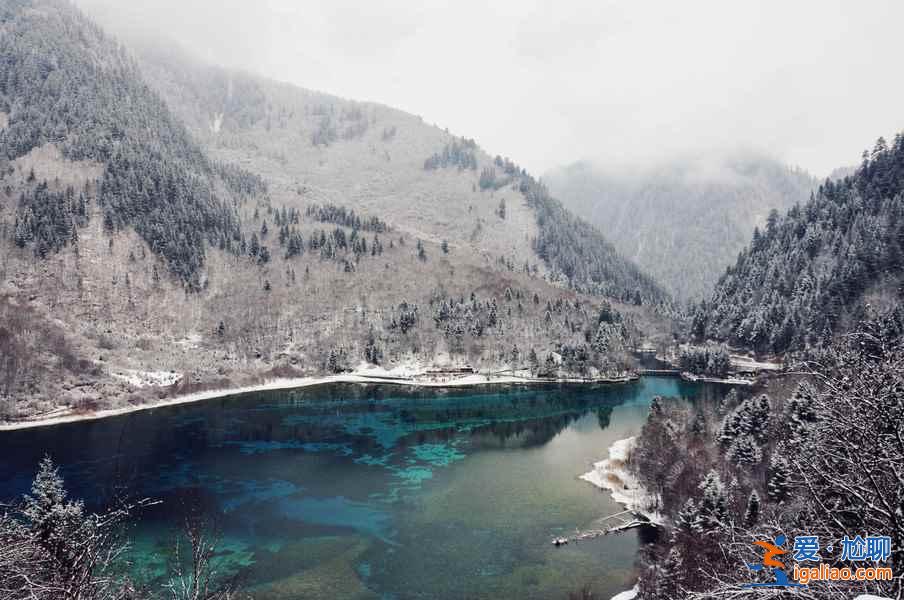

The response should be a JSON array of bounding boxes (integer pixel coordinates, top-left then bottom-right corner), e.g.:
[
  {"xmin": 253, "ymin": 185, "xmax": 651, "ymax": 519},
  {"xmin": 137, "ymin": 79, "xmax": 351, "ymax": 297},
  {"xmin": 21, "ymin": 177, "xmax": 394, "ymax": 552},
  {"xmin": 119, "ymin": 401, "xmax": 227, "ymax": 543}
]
[
  {"xmin": 0, "ymin": 363, "xmax": 638, "ymax": 431},
  {"xmin": 580, "ymin": 436, "xmax": 663, "ymax": 600},
  {"xmin": 579, "ymin": 436, "xmax": 664, "ymax": 525}
]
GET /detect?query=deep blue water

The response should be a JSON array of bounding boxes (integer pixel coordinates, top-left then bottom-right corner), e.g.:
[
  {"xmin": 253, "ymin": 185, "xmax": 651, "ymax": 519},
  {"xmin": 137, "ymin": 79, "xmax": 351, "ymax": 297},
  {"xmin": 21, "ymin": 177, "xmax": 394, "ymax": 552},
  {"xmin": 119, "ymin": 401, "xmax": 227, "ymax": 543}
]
[{"xmin": 0, "ymin": 377, "xmax": 716, "ymax": 599}]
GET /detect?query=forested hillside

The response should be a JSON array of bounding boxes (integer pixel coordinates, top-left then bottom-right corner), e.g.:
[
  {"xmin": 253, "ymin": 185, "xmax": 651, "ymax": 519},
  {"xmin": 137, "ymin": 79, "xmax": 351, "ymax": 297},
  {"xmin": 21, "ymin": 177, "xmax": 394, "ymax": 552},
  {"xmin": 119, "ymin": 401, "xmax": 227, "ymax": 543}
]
[
  {"xmin": 630, "ymin": 314, "xmax": 904, "ymax": 599},
  {"xmin": 694, "ymin": 134, "xmax": 904, "ymax": 354},
  {"xmin": 134, "ymin": 42, "xmax": 670, "ymax": 307},
  {"xmin": 0, "ymin": 0, "xmax": 266, "ymax": 288},
  {"xmin": 546, "ymin": 154, "xmax": 816, "ymax": 301},
  {"xmin": 0, "ymin": 0, "xmax": 672, "ymax": 421}
]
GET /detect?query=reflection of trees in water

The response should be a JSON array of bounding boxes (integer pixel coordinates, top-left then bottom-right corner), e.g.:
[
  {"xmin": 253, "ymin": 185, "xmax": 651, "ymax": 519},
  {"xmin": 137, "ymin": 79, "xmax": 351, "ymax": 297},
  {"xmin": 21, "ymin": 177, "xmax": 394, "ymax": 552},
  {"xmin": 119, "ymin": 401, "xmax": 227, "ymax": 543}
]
[
  {"xmin": 466, "ymin": 413, "xmax": 573, "ymax": 448},
  {"xmin": 0, "ymin": 382, "xmax": 713, "ymax": 511},
  {"xmin": 189, "ymin": 382, "xmax": 718, "ymax": 468},
  {"xmin": 463, "ymin": 405, "xmax": 615, "ymax": 449},
  {"xmin": 160, "ymin": 384, "xmax": 633, "ymax": 452},
  {"xmin": 596, "ymin": 405, "xmax": 614, "ymax": 430}
]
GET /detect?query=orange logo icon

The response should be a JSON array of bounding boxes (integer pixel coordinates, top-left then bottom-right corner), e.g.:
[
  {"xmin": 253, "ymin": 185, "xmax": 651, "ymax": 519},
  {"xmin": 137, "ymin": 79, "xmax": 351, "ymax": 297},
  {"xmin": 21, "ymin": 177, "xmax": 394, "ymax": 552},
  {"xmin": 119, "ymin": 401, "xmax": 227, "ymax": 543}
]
[{"xmin": 753, "ymin": 540, "xmax": 787, "ymax": 569}]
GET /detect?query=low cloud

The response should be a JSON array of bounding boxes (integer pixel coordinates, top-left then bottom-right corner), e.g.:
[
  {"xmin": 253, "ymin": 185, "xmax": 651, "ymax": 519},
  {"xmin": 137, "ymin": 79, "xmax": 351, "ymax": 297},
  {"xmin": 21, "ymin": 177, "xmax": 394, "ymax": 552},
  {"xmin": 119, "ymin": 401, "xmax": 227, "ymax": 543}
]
[{"xmin": 78, "ymin": 0, "xmax": 904, "ymax": 177}]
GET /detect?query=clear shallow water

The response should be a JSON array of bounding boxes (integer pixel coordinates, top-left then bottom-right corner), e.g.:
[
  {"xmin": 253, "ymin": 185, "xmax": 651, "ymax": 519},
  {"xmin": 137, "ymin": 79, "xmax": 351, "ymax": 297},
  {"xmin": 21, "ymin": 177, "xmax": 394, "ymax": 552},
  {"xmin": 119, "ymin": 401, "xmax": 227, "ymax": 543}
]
[{"xmin": 0, "ymin": 377, "xmax": 714, "ymax": 599}]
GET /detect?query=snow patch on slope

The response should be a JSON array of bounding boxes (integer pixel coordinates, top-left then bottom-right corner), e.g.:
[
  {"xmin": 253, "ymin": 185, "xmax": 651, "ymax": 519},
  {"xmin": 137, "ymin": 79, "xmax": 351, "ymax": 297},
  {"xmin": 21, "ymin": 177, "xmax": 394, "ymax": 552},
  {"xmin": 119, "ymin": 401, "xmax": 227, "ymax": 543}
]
[{"xmin": 111, "ymin": 369, "xmax": 182, "ymax": 388}]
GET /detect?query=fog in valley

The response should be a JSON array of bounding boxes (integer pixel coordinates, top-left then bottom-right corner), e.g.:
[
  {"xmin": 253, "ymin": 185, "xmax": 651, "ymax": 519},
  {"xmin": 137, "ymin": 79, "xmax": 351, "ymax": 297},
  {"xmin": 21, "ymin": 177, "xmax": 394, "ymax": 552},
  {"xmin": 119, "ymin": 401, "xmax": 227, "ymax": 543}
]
[
  {"xmin": 77, "ymin": 0, "xmax": 904, "ymax": 177},
  {"xmin": 4, "ymin": 2, "xmax": 904, "ymax": 599}
]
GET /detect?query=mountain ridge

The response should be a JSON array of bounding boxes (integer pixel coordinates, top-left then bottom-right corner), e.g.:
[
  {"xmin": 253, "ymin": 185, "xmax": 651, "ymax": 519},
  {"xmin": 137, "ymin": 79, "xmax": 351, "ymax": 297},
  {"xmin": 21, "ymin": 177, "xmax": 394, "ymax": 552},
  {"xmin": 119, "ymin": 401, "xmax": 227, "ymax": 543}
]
[
  {"xmin": 0, "ymin": 0, "xmax": 672, "ymax": 421},
  {"xmin": 131, "ymin": 39, "xmax": 671, "ymax": 304}
]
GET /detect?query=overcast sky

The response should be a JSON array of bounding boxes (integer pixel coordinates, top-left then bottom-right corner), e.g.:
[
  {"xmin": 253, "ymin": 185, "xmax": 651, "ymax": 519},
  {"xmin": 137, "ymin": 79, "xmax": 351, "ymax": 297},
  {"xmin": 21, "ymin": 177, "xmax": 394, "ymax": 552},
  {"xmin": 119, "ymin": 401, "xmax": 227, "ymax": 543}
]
[{"xmin": 78, "ymin": 0, "xmax": 903, "ymax": 177}]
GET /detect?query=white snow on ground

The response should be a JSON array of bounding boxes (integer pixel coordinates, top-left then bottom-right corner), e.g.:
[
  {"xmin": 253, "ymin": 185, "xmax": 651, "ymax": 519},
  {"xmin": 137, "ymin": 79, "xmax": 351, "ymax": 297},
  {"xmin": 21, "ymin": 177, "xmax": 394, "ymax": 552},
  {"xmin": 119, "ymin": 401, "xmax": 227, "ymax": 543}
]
[
  {"xmin": 350, "ymin": 361, "xmax": 635, "ymax": 386},
  {"xmin": 173, "ymin": 334, "xmax": 203, "ymax": 349},
  {"xmin": 2, "ymin": 369, "xmax": 530, "ymax": 431},
  {"xmin": 580, "ymin": 436, "xmax": 665, "ymax": 524},
  {"xmin": 352, "ymin": 359, "xmax": 428, "ymax": 379},
  {"xmin": 350, "ymin": 362, "xmax": 523, "ymax": 387},
  {"xmin": 582, "ymin": 441, "xmax": 659, "ymax": 600},
  {"xmin": 853, "ymin": 596, "xmax": 892, "ymax": 600},
  {"xmin": 5, "ymin": 360, "xmax": 638, "ymax": 431},
  {"xmin": 110, "ymin": 369, "xmax": 182, "ymax": 388},
  {"xmin": 729, "ymin": 354, "xmax": 782, "ymax": 371},
  {"xmin": 609, "ymin": 585, "xmax": 638, "ymax": 600},
  {"xmin": 680, "ymin": 372, "xmax": 755, "ymax": 386}
]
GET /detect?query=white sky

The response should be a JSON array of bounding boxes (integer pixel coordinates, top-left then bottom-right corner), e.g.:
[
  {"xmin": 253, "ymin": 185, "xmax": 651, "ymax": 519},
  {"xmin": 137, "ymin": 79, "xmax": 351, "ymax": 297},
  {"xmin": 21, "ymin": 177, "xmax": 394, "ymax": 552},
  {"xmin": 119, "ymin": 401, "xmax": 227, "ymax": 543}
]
[{"xmin": 78, "ymin": 0, "xmax": 904, "ymax": 177}]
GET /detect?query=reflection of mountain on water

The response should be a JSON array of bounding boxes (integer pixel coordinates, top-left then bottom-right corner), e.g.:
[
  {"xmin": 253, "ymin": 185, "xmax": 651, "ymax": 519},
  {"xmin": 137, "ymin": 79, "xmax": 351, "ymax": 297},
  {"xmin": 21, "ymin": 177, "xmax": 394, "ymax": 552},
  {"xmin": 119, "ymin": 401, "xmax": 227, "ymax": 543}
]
[
  {"xmin": 0, "ymin": 376, "xmax": 720, "ymax": 600},
  {"xmin": 464, "ymin": 406, "xmax": 614, "ymax": 449},
  {"xmin": 218, "ymin": 384, "xmax": 628, "ymax": 452},
  {"xmin": 0, "ymin": 383, "xmax": 643, "ymax": 507}
]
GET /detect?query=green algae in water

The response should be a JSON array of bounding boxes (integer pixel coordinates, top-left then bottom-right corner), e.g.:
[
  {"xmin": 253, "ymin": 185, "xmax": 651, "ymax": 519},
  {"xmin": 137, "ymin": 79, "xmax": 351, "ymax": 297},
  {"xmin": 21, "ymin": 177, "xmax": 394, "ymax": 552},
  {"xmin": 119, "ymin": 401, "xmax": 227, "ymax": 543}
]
[{"xmin": 410, "ymin": 442, "xmax": 466, "ymax": 467}]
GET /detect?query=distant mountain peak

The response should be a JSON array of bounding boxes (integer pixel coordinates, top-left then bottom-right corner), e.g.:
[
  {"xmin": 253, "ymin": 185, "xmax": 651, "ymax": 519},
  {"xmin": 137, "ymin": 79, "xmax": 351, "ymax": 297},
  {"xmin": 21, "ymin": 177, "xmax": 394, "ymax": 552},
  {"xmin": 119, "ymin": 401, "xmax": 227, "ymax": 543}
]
[{"xmin": 546, "ymin": 152, "xmax": 817, "ymax": 301}]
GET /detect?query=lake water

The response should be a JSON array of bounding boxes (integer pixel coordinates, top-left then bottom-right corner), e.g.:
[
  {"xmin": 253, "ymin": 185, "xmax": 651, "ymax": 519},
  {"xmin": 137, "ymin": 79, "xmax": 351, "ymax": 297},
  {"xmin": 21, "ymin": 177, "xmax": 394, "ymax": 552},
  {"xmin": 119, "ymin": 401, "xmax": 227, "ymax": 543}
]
[{"xmin": 0, "ymin": 377, "xmax": 716, "ymax": 599}]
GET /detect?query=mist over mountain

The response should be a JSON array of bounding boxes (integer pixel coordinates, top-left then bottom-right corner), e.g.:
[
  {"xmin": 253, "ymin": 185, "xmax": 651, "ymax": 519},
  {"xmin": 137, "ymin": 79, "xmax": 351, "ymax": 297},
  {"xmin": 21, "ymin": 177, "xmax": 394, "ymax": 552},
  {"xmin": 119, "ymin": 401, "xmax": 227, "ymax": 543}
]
[
  {"xmin": 695, "ymin": 134, "xmax": 904, "ymax": 354},
  {"xmin": 0, "ymin": 0, "xmax": 670, "ymax": 419},
  {"xmin": 545, "ymin": 152, "xmax": 817, "ymax": 301},
  {"xmin": 2, "ymin": 3, "xmax": 904, "ymax": 600},
  {"xmin": 134, "ymin": 39, "xmax": 670, "ymax": 303}
]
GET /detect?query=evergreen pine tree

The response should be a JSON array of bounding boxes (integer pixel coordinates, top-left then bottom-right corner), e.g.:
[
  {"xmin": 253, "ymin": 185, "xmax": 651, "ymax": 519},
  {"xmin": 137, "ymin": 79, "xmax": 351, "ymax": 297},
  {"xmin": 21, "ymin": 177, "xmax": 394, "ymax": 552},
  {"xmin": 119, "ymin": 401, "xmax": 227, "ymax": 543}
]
[
  {"xmin": 673, "ymin": 499, "xmax": 697, "ymax": 535},
  {"xmin": 743, "ymin": 490, "xmax": 760, "ymax": 527},
  {"xmin": 416, "ymin": 239, "xmax": 427, "ymax": 261},
  {"xmin": 727, "ymin": 434, "xmax": 763, "ymax": 467},
  {"xmin": 717, "ymin": 388, "xmax": 739, "ymax": 416},
  {"xmin": 364, "ymin": 329, "xmax": 381, "ymax": 365},
  {"xmin": 767, "ymin": 453, "xmax": 793, "ymax": 503},
  {"xmin": 14, "ymin": 216, "xmax": 28, "ymax": 247},
  {"xmin": 327, "ymin": 349, "xmax": 341, "ymax": 373},
  {"xmin": 694, "ymin": 470, "xmax": 728, "ymax": 533},
  {"xmin": 543, "ymin": 353, "xmax": 557, "ymax": 377},
  {"xmin": 785, "ymin": 381, "xmax": 817, "ymax": 444}
]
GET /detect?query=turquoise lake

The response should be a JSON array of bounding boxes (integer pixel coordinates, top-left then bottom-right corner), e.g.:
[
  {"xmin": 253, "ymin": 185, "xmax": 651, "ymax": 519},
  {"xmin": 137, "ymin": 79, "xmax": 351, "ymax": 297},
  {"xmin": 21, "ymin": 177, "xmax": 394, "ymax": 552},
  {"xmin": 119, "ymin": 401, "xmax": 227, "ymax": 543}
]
[{"xmin": 0, "ymin": 377, "xmax": 719, "ymax": 599}]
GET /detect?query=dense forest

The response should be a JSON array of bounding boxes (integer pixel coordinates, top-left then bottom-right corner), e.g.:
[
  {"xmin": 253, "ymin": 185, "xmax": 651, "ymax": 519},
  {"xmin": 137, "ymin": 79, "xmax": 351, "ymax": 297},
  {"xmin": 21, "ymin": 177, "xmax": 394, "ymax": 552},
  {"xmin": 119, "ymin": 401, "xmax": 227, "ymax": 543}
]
[
  {"xmin": 546, "ymin": 154, "xmax": 816, "ymax": 302},
  {"xmin": 630, "ymin": 310, "xmax": 904, "ymax": 599},
  {"xmin": 0, "ymin": 0, "xmax": 262, "ymax": 288},
  {"xmin": 12, "ymin": 180, "xmax": 88, "ymax": 257},
  {"xmin": 694, "ymin": 134, "xmax": 904, "ymax": 354},
  {"xmin": 676, "ymin": 345, "xmax": 731, "ymax": 377}
]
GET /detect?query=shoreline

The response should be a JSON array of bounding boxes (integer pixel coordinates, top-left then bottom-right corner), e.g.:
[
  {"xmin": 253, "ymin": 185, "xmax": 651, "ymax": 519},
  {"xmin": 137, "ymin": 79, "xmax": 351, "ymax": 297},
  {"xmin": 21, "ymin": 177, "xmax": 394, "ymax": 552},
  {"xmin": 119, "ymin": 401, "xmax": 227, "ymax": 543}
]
[
  {"xmin": 579, "ymin": 436, "xmax": 664, "ymax": 524},
  {"xmin": 582, "ymin": 437, "xmax": 655, "ymax": 600},
  {"xmin": 0, "ymin": 371, "xmax": 639, "ymax": 433}
]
